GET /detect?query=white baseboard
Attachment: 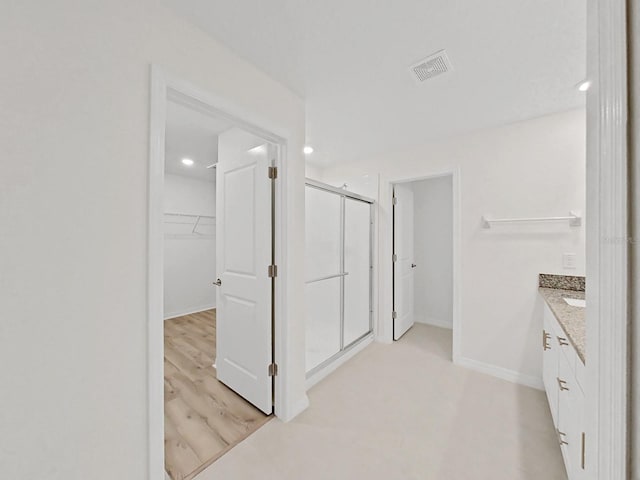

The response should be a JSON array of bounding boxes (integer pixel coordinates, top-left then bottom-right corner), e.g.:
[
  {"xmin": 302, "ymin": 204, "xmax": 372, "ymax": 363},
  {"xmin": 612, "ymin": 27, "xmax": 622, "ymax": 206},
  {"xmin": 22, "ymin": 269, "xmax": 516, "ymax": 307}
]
[
  {"xmin": 278, "ymin": 394, "xmax": 310, "ymax": 422},
  {"xmin": 164, "ymin": 304, "xmax": 216, "ymax": 320},
  {"xmin": 305, "ymin": 334, "xmax": 374, "ymax": 391},
  {"xmin": 455, "ymin": 356, "xmax": 544, "ymax": 391},
  {"xmin": 415, "ymin": 315, "xmax": 453, "ymax": 329}
]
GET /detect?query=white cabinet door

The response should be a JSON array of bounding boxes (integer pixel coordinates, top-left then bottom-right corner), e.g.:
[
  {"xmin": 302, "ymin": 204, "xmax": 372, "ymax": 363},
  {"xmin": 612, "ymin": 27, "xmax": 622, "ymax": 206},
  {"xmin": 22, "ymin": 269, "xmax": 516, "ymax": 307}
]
[
  {"xmin": 557, "ymin": 352, "xmax": 575, "ymax": 475},
  {"xmin": 557, "ymin": 334, "xmax": 587, "ymax": 480},
  {"xmin": 543, "ymin": 305, "xmax": 559, "ymax": 424},
  {"xmin": 393, "ymin": 184, "xmax": 415, "ymax": 340},
  {"xmin": 215, "ymin": 129, "xmax": 273, "ymax": 414},
  {"xmin": 542, "ymin": 302, "xmax": 587, "ymax": 480}
]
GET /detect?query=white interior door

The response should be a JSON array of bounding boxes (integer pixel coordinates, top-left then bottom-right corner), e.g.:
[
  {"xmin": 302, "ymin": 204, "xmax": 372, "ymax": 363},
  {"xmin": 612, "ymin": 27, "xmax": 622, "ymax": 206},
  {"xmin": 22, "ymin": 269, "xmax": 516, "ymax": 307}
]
[
  {"xmin": 393, "ymin": 183, "xmax": 415, "ymax": 340},
  {"xmin": 215, "ymin": 128, "xmax": 273, "ymax": 414}
]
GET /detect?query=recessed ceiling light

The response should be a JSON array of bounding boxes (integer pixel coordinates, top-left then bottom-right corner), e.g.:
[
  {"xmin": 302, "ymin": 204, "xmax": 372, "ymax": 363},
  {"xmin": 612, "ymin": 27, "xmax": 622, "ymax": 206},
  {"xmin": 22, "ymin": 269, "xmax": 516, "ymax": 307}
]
[
  {"xmin": 577, "ymin": 80, "xmax": 591, "ymax": 92},
  {"xmin": 303, "ymin": 146, "xmax": 314, "ymax": 155},
  {"xmin": 181, "ymin": 158, "xmax": 194, "ymax": 166}
]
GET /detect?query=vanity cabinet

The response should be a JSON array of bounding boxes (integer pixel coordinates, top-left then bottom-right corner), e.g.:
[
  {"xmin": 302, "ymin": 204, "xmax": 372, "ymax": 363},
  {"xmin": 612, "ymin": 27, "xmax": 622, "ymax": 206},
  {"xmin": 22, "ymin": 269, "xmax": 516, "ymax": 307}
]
[{"xmin": 542, "ymin": 303, "xmax": 586, "ymax": 479}]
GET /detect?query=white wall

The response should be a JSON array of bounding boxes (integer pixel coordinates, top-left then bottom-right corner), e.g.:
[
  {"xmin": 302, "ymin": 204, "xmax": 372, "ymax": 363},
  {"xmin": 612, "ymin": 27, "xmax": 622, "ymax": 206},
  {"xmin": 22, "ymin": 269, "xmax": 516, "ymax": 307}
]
[
  {"xmin": 164, "ymin": 174, "xmax": 216, "ymax": 318},
  {"xmin": 317, "ymin": 109, "xmax": 586, "ymax": 386},
  {"xmin": 0, "ymin": 2, "xmax": 307, "ymax": 479},
  {"xmin": 412, "ymin": 176, "xmax": 453, "ymax": 329}
]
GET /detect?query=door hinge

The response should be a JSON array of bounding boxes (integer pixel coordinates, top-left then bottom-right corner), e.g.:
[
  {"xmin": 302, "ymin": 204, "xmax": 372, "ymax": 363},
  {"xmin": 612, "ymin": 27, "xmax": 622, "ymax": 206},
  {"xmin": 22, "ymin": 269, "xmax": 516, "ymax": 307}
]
[
  {"xmin": 392, "ymin": 311, "xmax": 397, "ymax": 319},
  {"xmin": 392, "ymin": 254, "xmax": 397, "ymax": 262},
  {"xmin": 268, "ymin": 363, "xmax": 278, "ymax": 376},
  {"xmin": 392, "ymin": 197, "xmax": 398, "ymax": 205},
  {"xmin": 268, "ymin": 264, "xmax": 278, "ymax": 278},
  {"xmin": 268, "ymin": 166, "xmax": 278, "ymax": 179}
]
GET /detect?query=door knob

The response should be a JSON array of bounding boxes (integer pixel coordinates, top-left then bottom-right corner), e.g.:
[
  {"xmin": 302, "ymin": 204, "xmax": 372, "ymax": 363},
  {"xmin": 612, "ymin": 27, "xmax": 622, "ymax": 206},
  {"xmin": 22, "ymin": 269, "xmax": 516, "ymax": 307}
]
[
  {"xmin": 411, "ymin": 263, "xmax": 417, "ymax": 268},
  {"xmin": 213, "ymin": 278, "xmax": 222, "ymax": 287}
]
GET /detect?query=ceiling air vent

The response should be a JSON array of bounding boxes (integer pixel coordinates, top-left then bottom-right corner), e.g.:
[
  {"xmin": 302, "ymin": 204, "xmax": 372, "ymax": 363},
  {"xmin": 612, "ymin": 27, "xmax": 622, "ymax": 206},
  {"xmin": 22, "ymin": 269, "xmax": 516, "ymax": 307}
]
[{"xmin": 410, "ymin": 50, "xmax": 453, "ymax": 83}]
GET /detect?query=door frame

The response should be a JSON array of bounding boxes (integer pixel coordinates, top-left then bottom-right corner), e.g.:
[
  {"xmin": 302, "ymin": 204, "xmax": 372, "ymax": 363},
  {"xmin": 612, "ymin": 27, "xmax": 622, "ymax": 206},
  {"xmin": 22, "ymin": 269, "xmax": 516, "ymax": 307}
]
[
  {"xmin": 387, "ymin": 170, "xmax": 461, "ymax": 361},
  {"xmin": 586, "ymin": 1, "xmax": 629, "ymax": 478},
  {"xmin": 147, "ymin": 66, "xmax": 291, "ymax": 479}
]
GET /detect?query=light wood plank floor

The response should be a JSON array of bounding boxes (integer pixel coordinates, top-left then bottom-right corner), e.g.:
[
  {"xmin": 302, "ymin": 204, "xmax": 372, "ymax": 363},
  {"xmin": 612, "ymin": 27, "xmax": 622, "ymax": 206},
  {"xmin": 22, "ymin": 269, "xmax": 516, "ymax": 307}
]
[{"xmin": 164, "ymin": 310, "xmax": 271, "ymax": 480}]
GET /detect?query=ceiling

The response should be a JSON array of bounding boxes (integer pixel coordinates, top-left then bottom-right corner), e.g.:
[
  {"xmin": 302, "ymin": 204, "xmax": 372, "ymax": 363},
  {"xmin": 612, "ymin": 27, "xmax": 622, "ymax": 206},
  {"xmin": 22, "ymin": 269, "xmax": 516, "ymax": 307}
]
[
  {"xmin": 161, "ymin": 0, "xmax": 586, "ymax": 167},
  {"xmin": 165, "ymin": 100, "xmax": 233, "ymax": 181}
]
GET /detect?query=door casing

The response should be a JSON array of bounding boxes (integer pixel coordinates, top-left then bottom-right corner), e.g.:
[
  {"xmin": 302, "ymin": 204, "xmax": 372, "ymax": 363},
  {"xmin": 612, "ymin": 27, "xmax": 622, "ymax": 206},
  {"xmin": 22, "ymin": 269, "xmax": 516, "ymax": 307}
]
[
  {"xmin": 385, "ymin": 170, "xmax": 461, "ymax": 362},
  {"xmin": 147, "ymin": 66, "xmax": 294, "ymax": 480}
]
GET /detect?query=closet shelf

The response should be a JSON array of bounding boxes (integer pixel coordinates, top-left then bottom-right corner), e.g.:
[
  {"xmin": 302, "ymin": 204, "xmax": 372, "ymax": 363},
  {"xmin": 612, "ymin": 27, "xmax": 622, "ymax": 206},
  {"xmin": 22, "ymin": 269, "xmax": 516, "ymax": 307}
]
[{"xmin": 164, "ymin": 212, "xmax": 215, "ymax": 236}]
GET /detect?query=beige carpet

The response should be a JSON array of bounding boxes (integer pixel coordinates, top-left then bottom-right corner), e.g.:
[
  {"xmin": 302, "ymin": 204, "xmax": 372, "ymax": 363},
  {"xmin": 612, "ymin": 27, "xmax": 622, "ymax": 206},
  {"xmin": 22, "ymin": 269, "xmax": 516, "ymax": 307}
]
[{"xmin": 195, "ymin": 324, "xmax": 567, "ymax": 480}]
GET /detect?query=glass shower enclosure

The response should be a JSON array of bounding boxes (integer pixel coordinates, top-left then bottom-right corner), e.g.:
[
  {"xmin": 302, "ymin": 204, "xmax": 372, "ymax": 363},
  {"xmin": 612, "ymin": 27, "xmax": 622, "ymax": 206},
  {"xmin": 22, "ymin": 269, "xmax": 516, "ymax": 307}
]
[{"xmin": 305, "ymin": 179, "xmax": 374, "ymax": 376}]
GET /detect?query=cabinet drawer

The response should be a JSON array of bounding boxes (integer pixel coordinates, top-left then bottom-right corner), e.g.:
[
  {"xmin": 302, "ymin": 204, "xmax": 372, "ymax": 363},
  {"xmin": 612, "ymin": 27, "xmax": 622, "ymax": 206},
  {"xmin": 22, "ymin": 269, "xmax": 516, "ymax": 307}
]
[
  {"xmin": 557, "ymin": 391, "xmax": 573, "ymax": 472},
  {"xmin": 557, "ymin": 350, "xmax": 576, "ymax": 401},
  {"xmin": 541, "ymin": 299, "xmax": 586, "ymax": 479},
  {"xmin": 542, "ymin": 307, "xmax": 559, "ymax": 423},
  {"xmin": 549, "ymin": 312, "xmax": 583, "ymax": 395},
  {"xmin": 553, "ymin": 326, "xmax": 574, "ymax": 363}
]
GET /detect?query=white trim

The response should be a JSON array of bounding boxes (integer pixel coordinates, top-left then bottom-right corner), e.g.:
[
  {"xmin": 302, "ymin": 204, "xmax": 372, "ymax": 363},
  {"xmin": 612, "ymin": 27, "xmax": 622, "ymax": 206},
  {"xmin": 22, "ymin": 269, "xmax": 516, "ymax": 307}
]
[
  {"xmin": 415, "ymin": 315, "xmax": 452, "ymax": 330},
  {"xmin": 380, "ymin": 169, "xmax": 461, "ymax": 364},
  {"xmin": 305, "ymin": 335, "xmax": 374, "ymax": 391},
  {"xmin": 163, "ymin": 304, "xmax": 216, "ymax": 321},
  {"xmin": 586, "ymin": 1, "xmax": 629, "ymax": 478},
  {"xmin": 147, "ymin": 66, "xmax": 305, "ymax": 480},
  {"xmin": 370, "ymin": 175, "xmax": 380, "ymax": 343},
  {"xmin": 451, "ymin": 169, "xmax": 462, "ymax": 364},
  {"xmin": 456, "ymin": 357, "xmax": 544, "ymax": 391},
  {"xmin": 286, "ymin": 394, "xmax": 311, "ymax": 421},
  {"xmin": 147, "ymin": 66, "xmax": 167, "ymax": 480}
]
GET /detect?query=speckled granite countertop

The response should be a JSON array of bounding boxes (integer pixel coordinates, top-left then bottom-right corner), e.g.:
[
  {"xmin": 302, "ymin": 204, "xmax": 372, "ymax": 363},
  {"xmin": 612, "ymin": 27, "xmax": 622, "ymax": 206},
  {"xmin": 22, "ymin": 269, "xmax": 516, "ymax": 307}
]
[{"xmin": 539, "ymin": 287, "xmax": 586, "ymax": 364}]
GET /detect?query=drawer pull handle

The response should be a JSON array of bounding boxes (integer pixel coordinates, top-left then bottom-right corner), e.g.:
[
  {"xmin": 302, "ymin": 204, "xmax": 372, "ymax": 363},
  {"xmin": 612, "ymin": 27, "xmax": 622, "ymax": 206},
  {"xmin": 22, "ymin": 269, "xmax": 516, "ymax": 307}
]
[
  {"xmin": 558, "ymin": 430, "xmax": 569, "ymax": 446},
  {"xmin": 557, "ymin": 336, "xmax": 570, "ymax": 346},
  {"xmin": 542, "ymin": 330, "xmax": 551, "ymax": 351},
  {"xmin": 557, "ymin": 377, "xmax": 570, "ymax": 391}
]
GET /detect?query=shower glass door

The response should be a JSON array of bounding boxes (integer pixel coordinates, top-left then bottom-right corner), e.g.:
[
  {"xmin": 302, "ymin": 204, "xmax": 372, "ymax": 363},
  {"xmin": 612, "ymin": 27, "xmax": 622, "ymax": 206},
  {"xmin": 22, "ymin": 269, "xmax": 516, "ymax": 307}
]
[
  {"xmin": 305, "ymin": 180, "xmax": 373, "ymax": 375},
  {"xmin": 305, "ymin": 186, "xmax": 342, "ymax": 371}
]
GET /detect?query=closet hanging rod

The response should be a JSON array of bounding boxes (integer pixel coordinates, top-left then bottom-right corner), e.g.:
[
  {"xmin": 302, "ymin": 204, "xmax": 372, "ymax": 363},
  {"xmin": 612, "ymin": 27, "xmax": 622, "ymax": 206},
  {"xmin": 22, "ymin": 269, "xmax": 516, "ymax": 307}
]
[
  {"xmin": 164, "ymin": 233, "xmax": 214, "ymax": 239},
  {"xmin": 164, "ymin": 212, "xmax": 215, "ymax": 218},
  {"xmin": 306, "ymin": 272, "xmax": 349, "ymax": 284},
  {"xmin": 481, "ymin": 211, "xmax": 581, "ymax": 228}
]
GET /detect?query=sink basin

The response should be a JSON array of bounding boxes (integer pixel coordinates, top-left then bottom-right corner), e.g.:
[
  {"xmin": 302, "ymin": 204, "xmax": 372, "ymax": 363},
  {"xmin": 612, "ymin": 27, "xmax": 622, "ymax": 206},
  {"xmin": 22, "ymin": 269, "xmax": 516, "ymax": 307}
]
[{"xmin": 563, "ymin": 297, "xmax": 586, "ymax": 308}]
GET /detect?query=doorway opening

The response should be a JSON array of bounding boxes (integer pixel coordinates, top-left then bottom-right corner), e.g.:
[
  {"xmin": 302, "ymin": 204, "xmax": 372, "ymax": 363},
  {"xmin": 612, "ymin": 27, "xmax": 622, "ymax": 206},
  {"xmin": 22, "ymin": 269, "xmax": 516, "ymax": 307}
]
[
  {"xmin": 392, "ymin": 172, "xmax": 459, "ymax": 359},
  {"xmin": 148, "ymin": 71, "xmax": 289, "ymax": 480},
  {"xmin": 161, "ymin": 100, "xmax": 277, "ymax": 479}
]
